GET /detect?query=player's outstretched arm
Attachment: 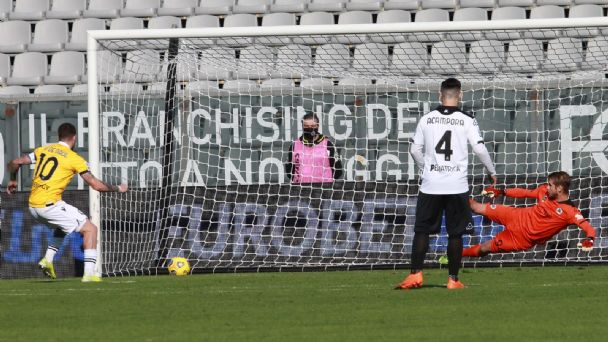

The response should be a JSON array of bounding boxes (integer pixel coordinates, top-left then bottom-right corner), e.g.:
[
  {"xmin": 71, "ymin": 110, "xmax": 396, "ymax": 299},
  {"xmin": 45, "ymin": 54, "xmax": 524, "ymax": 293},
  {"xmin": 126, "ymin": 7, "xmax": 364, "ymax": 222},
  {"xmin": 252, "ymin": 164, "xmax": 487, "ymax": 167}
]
[
  {"xmin": 574, "ymin": 216, "xmax": 597, "ymax": 252},
  {"xmin": 81, "ymin": 172, "xmax": 128, "ymax": 193},
  {"xmin": 6, "ymin": 154, "xmax": 33, "ymax": 194}
]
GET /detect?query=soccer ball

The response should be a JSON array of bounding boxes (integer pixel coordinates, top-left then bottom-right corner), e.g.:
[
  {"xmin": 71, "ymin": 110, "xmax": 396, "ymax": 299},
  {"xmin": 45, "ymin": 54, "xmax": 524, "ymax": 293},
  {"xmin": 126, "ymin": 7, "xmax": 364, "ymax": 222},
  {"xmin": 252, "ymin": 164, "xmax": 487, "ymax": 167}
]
[{"xmin": 168, "ymin": 257, "xmax": 190, "ymax": 276}]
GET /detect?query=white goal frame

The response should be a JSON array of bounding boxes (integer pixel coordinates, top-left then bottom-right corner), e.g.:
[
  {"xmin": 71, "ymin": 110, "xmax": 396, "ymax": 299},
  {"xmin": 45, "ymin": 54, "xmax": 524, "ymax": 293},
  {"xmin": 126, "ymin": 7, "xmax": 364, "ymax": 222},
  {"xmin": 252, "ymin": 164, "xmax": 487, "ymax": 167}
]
[{"xmin": 87, "ymin": 17, "xmax": 608, "ymax": 275}]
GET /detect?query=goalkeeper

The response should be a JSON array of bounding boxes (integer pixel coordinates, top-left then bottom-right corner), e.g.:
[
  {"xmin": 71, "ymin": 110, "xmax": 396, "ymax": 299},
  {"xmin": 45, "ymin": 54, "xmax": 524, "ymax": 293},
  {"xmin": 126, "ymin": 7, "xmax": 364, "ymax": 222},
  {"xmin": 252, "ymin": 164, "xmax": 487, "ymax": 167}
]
[{"xmin": 463, "ymin": 171, "xmax": 596, "ymax": 258}]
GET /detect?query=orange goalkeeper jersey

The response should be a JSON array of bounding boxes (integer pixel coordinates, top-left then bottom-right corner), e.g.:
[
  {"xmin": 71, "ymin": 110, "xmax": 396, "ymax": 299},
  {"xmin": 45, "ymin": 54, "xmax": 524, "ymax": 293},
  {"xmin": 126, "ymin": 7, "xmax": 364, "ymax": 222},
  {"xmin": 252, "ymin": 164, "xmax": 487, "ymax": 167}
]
[{"xmin": 504, "ymin": 185, "xmax": 596, "ymax": 244}]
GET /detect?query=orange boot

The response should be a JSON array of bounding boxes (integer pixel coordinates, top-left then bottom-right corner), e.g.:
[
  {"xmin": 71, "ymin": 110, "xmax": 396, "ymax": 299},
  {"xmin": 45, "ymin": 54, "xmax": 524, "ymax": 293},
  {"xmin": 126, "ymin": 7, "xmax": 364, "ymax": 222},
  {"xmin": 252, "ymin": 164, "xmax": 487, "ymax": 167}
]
[
  {"xmin": 447, "ymin": 277, "xmax": 465, "ymax": 289},
  {"xmin": 395, "ymin": 272, "xmax": 423, "ymax": 290}
]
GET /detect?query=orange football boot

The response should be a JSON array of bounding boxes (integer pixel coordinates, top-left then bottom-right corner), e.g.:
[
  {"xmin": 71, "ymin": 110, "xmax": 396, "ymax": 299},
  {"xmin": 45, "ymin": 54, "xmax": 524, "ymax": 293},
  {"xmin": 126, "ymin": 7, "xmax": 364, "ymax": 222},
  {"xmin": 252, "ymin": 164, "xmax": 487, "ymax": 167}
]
[
  {"xmin": 395, "ymin": 272, "xmax": 423, "ymax": 289},
  {"xmin": 447, "ymin": 278, "xmax": 465, "ymax": 289}
]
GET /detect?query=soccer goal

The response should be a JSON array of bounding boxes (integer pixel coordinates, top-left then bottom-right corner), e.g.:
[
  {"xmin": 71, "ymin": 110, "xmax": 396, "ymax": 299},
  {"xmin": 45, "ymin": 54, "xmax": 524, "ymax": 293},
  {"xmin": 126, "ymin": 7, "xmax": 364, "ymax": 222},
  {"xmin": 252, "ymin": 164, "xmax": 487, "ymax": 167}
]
[{"xmin": 87, "ymin": 17, "xmax": 608, "ymax": 276}]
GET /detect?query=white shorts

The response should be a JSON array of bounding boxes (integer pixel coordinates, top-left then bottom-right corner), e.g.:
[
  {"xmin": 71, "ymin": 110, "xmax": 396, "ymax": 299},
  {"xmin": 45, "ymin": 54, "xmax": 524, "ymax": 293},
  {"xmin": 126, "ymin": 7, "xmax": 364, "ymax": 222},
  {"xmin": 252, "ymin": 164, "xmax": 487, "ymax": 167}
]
[{"xmin": 29, "ymin": 201, "xmax": 88, "ymax": 235}]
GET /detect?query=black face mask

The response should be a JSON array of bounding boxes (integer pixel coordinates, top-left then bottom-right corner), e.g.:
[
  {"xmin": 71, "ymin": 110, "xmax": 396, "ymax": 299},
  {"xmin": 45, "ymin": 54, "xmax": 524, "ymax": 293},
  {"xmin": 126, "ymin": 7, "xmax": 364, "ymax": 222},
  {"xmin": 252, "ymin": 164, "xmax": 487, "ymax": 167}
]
[{"xmin": 303, "ymin": 127, "xmax": 318, "ymax": 139}]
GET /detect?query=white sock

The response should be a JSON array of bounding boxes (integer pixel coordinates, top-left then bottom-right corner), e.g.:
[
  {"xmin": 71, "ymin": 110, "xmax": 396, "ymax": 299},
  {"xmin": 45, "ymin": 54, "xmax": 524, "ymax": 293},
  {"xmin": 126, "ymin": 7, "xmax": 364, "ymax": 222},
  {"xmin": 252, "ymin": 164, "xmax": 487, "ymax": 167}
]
[
  {"xmin": 44, "ymin": 245, "xmax": 59, "ymax": 262},
  {"xmin": 84, "ymin": 249, "xmax": 97, "ymax": 276}
]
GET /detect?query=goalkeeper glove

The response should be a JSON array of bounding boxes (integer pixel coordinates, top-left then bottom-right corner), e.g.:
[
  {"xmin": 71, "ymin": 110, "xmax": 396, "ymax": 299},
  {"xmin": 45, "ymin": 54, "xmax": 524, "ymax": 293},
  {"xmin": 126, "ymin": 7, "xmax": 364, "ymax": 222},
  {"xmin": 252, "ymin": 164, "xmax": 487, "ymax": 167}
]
[
  {"xmin": 577, "ymin": 237, "xmax": 594, "ymax": 252},
  {"xmin": 481, "ymin": 187, "xmax": 504, "ymax": 198}
]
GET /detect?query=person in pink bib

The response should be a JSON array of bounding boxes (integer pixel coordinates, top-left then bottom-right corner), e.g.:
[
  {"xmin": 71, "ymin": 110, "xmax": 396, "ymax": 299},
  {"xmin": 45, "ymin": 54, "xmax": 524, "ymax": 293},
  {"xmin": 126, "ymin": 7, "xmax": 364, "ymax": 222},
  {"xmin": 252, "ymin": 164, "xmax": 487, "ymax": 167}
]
[{"xmin": 285, "ymin": 113, "xmax": 342, "ymax": 183}]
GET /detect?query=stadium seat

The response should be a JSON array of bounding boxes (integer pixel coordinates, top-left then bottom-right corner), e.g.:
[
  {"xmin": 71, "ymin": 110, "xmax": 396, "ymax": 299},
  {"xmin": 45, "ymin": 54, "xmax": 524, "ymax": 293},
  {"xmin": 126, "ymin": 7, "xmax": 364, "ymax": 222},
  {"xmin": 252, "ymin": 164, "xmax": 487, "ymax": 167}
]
[
  {"xmin": 0, "ymin": 0, "xmax": 11, "ymax": 20},
  {"xmin": 148, "ymin": 16, "xmax": 183, "ymax": 29},
  {"xmin": 45, "ymin": 51, "xmax": 86, "ymax": 84},
  {"xmin": 157, "ymin": 0, "xmax": 198, "ymax": 16},
  {"xmin": 503, "ymin": 39, "xmax": 544, "ymax": 73},
  {"xmin": 384, "ymin": 0, "xmax": 419, "ymax": 10},
  {"xmin": 121, "ymin": 50, "xmax": 161, "ymax": 82},
  {"xmin": 448, "ymin": 8, "xmax": 487, "ymax": 41},
  {"xmin": 0, "ymin": 86, "xmax": 31, "ymax": 96},
  {"xmin": 97, "ymin": 50, "xmax": 123, "ymax": 83},
  {"xmin": 308, "ymin": 0, "xmax": 347, "ymax": 13},
  {"xmin": 260, "ymin": 78, "xmax": 295, "ymax": 90},
  {"xmin": 527, "ymin": 6, "xmax": 565, "ymax": 39},
  {"xmin": 372, "ymin": 10, "xmax": 410, "ymax": 43},
  {"xmin": 260, "ymin": 13, "xmax": 297, "ymax": 45},
  {"xmin": 66, "ymin": 18, "xmax": 106, "ymax": 51},
  {"xmin": 412, "ymin": 9, "xmax": 449, "ymax": 42},
  {"xmin": 219, "ymin": 14, "xmax": 258, "ymax": 45},
  {"xmin": 312, "ymin": 44, "xmax": 351, "ymax": 75},
  {"xmin": 536, "ymin": 0, "xmax": 570, "ymax": 5},
  {"xmin": 186, "ymin": 14, "xmax": 220, "ymax": 28},
  {"xmin": 110, "ymin": 17, "xmax": 145, "ymax": 49},
  {"xmin": 185, "ymin": 80, "xmax": 220, "ymax": 92},
  {"xmin": 109, "ymin": 83, "xmax": 142, "ymax": 93},
  {"xmin": 159, "ymin": 51, "xmax": 199, "ymax": 82},
  {"xmin": 233, "ymin": 0, "xmax": 271, "ymax": 14},
  {"xmin": 544, "ymin": 38, "xmax": 583, "ymax": 72},
  {"xmin": 460, "ymin": 0, "xmax": 494, "ymax": 7},
  {"xmin": 84, "ymin": 0, "xmax": 122, "ymax": 19},
  {"xmin": 195, "ymin": 0, "xmax": 234, "ymax": 15},
  {"xmin": 0, "ymin": 21, "xmax": 31, "ymax": 54},
  {"xmin": 29, "ymin": 20, "xmax": 69, "ymax": 53},
  {"xmin": 34, "ymin": 85, "xmax": 68, "ymax": 94},
  {"xmin": 391, "ymin": 42, "xmax": 428, "ymax": 75},
  {"xmin": 336, "ymin": 11, "xmax": 373, "ymax": 44},
  {"xmin": 198, "ymin": 47, "xmax": 235, "ymax": 80},
  {"xmin": 300, "ymin": 78, "xmax": 334, "ymax": 90},
  {"xmin": 46, "ymin": 0, "xmax": 86, "ymax": 19},
  {"xmin": 565, "ymin": 5, "xmax": 603, "ymax": 38},
  {"xmin": 582, "ymin": 37, "xmax": 608, "ymax": 70},
  {"xmin": 7, "ymin": 52, "xmax": 47, "ymax": 86},
  {"xmin": 236, "ymin": 46, "xmax": 275, "ymax": 79},
  {"xmin": 351, "ymin": 43, "xmax": 389, "ymax": 75},
  {"xmin": 463, "ymin": 40, "xmax": 505, "ymax": 74},
  {"xmin": 146, "ymin": 82, "xmax": 171, "ymax": 93},
  {"xmin": 270, "ymin": 0, "xmax": 308, "ymax": 13},
  {"xmin": 420, "ymin": 0, "xmax": 456, "ymax": 9},
  {"xmin": 489, "ymin": 7, "xmax": 526, "ymax": 40},
  {"xmin": 573, "ymin": 0, "xmax": 607, "ymax": 3},
  {"xmin": 70, "ymin": 83, "xmax": 88, "ymax": 93},
  {"xmin": 497, "ymin": 0, "xmax": 534, "ymax": 6},
  {"xmin": 121, "ymin": 0, "xmax": 160, "ymax": 17},
  {"xmin": 0, "ymin": 53, "xmax": 9, "ymax": 85},
  {"xmin": 338, "ymin": 77, "xmax": 373, "ymax": 88},
  {"xmin": 9, "ymin": 0, "xmax": 49, "ymax": 20},
  {"xmin": 346, "ymin": 0, "xmax": 384, "ymax": 11},
  {"xmin": 223, "ymin": 79, "xmax": 259, "ymax": 91},
  {"xmin": 429, "ymin": 41, "xmax": 466, "ymax": 74},
  {"xmin": 293, "ymin": 12, "xmax": 335, "ymax": 44},
  {"xmin": 272, "ymin": 44, "xmax": 312, "ymax": 78}
]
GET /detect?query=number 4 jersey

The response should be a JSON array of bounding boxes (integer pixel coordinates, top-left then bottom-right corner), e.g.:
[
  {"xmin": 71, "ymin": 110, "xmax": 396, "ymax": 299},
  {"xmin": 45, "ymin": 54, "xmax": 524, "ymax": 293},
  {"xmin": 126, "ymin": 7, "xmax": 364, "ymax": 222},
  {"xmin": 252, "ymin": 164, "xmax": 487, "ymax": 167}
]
[
  {"xmin": 28, "ymin": 141, "xmax": 89, "ymax": 208},
  {"xmin": 413, "ymin": 106, "xmax": 485, "ymax": 194}
]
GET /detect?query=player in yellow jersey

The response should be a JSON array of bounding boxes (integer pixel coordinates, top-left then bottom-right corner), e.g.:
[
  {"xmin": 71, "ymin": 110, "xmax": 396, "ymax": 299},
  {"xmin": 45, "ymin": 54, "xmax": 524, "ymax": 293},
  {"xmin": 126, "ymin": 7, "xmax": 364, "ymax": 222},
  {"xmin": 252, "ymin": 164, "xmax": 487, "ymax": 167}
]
[{"xmin": 6, "ymin": 123, "xmax": 127, "ymax": 282}]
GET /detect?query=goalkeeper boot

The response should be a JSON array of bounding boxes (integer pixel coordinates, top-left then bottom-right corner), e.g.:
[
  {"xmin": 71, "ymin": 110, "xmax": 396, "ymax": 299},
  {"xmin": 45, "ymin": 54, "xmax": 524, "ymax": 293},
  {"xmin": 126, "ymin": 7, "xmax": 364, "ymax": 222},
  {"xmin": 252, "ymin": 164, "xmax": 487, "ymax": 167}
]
[
  {"xmin": 395, "ymin": 272, "xmax": 423, "ymax": 290},
  {"xmin": 38, "ymin": 258, "xmax": 56, "ymax": 280},
  {"xmin": 81, "ymin": 275, "xmax": 102, "ymax": 283},
  {"xmin": 447, "ymin": 277, "xmax": 465, "ymax": 290}
]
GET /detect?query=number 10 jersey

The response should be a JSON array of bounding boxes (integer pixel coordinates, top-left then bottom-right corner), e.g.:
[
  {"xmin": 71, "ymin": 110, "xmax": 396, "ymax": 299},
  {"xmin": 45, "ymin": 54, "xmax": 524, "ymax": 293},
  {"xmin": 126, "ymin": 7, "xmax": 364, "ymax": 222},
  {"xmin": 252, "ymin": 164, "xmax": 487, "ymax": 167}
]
[
  {"xmin": 28, "ymin": 142, "xmax": 89, "ymax": 208},
  {"xmin": 412, "ymin": 106, "xmax": 485, "ymax": 194}
]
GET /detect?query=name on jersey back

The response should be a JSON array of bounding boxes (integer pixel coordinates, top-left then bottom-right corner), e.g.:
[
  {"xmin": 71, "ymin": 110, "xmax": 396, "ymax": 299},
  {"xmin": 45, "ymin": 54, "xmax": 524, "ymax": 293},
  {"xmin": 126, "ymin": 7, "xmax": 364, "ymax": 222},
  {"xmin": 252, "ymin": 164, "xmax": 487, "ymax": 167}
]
[{"xmin": 426, "ymin": 117, "xmax": 465, "ymax": 126}]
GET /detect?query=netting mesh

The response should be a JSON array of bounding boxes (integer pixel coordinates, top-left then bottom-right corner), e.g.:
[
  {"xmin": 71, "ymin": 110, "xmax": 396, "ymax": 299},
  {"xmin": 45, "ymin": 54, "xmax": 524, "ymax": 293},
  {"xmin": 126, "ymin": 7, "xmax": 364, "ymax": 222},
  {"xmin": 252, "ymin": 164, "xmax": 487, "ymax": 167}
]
[{"xmin": 94, "ymin": 27, "xmax": 608, "ymax": 276}]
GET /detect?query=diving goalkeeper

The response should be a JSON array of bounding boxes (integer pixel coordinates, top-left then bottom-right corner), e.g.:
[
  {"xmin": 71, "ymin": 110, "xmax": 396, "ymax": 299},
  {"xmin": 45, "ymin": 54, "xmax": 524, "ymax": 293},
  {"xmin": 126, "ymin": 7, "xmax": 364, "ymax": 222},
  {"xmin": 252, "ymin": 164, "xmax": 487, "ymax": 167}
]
[{"xmin": 463, "ymin": 171, "xmax": 596, "ymax": 258}]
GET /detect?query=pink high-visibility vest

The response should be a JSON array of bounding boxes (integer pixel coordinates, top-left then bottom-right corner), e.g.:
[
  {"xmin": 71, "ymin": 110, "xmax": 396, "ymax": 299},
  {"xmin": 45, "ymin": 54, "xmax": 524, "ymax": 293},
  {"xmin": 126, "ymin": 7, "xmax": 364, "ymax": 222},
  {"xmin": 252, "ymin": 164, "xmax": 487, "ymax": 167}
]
[{"xmin": 292, "ymin": 138, "xmax": 333, "ymax": 183}]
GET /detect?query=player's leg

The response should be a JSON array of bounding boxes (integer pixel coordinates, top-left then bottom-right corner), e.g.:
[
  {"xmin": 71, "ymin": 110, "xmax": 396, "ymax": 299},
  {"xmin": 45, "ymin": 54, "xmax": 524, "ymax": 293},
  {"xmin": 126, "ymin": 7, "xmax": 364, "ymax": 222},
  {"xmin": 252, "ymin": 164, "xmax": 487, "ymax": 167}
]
[
  {"xmin": 463, "ymin": 229, "xmax": 531, "ymax": 257},
  {"xmin": 79, "ymin": 220, "xmax": 101, "ymax": 282},
  {"xmin": 396, "ymin": 192, "xmax": 442, "ymax": 289},
  {"xmin": 444, "ymin": 192, "xmax": 472, "ymax": 289},
  {"xmin": 29, "ymin": 207, "xmax": 61, "ymax": 279}
]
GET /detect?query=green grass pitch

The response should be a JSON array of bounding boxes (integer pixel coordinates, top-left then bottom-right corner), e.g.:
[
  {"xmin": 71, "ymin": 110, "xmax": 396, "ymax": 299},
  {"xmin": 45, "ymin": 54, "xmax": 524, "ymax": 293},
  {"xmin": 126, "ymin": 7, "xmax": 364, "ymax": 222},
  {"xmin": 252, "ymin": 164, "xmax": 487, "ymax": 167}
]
[{"xmin": 1, "ymin": 266, "xmax": 608, "ymax": 341}]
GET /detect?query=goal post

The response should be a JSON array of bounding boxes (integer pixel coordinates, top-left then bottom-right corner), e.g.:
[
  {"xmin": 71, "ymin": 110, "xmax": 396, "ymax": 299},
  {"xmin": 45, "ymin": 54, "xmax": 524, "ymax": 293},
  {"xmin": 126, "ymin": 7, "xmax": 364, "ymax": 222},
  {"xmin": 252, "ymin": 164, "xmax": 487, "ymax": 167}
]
[{"xmin": 88, "ymin": 18, "xmax": 608, "ymax": 276}]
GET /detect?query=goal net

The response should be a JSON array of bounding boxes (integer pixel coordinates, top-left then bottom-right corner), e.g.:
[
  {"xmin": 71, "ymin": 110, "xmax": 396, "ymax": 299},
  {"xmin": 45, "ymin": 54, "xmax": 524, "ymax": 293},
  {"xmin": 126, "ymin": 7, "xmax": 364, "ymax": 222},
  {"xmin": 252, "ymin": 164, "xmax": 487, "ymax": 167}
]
[{"xmin": 89, "ymin": 19, "xmax": 608, "ymax": 276}]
